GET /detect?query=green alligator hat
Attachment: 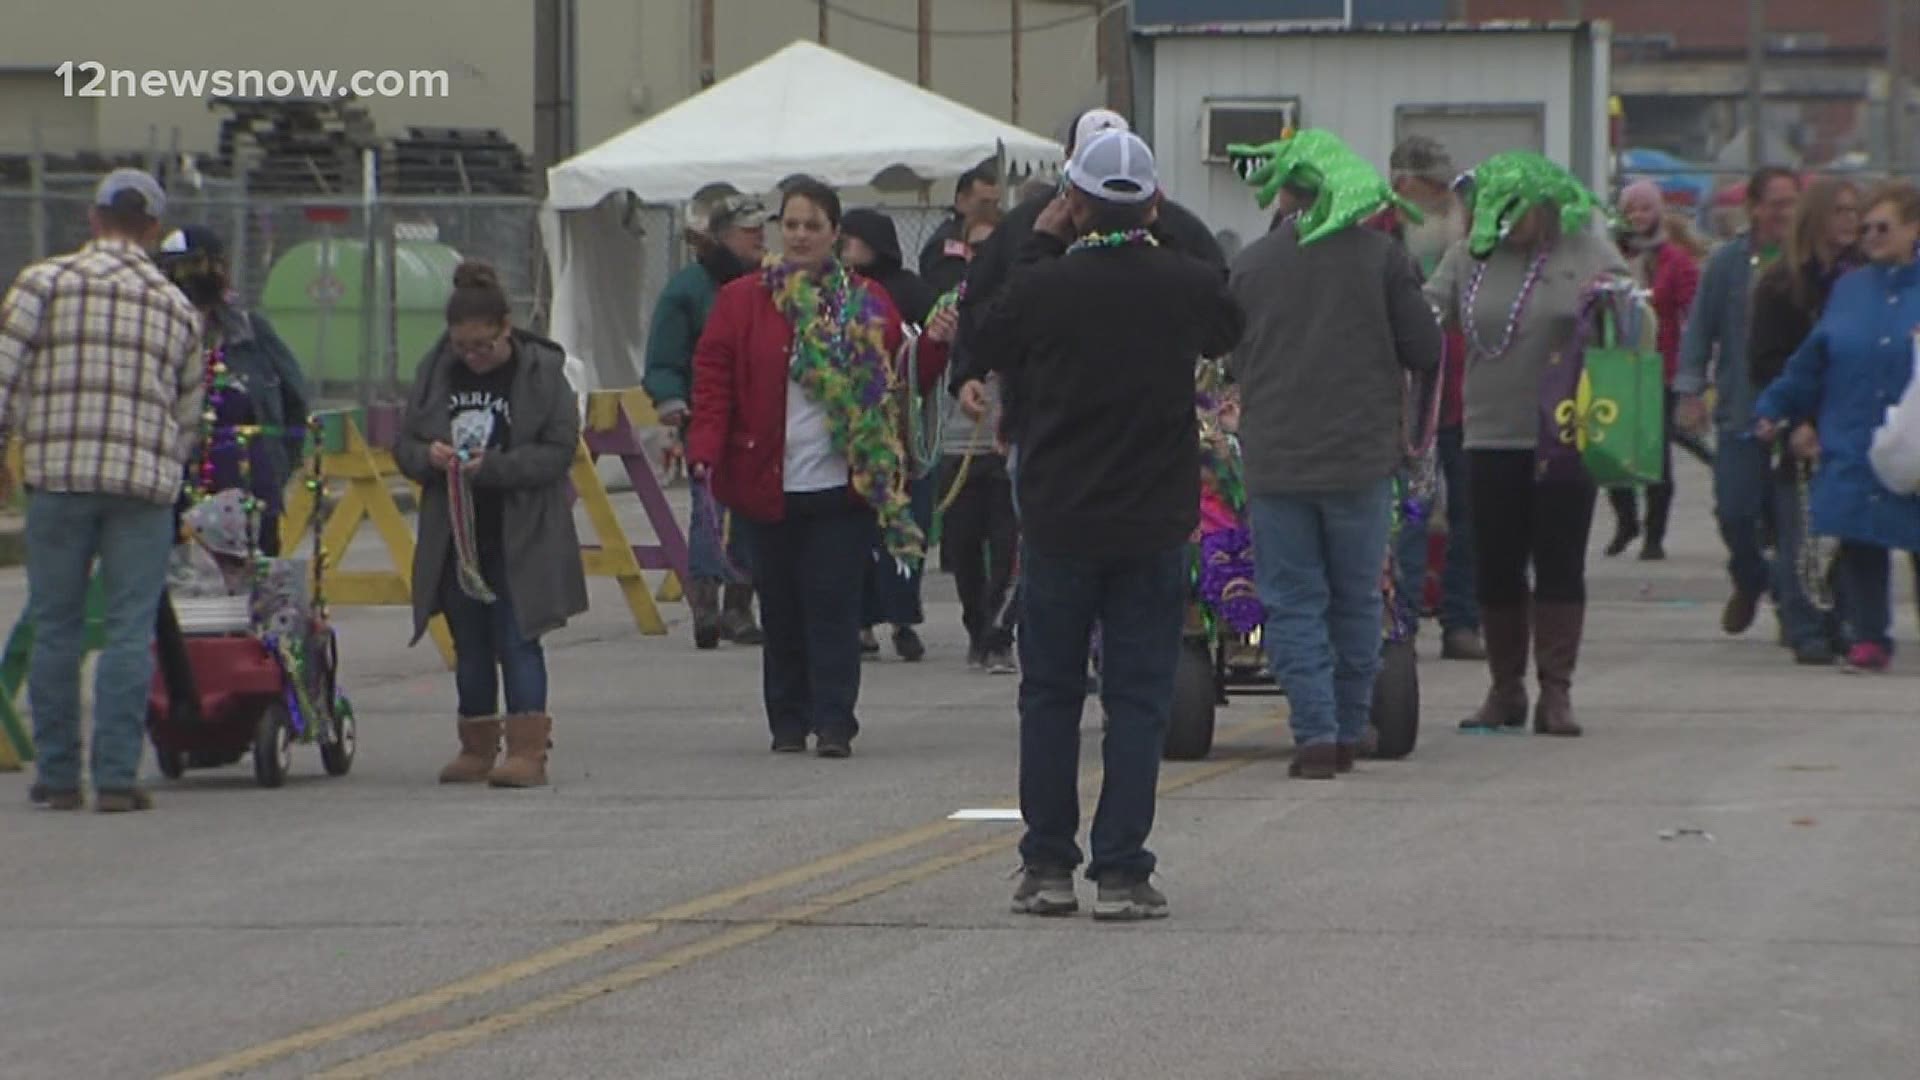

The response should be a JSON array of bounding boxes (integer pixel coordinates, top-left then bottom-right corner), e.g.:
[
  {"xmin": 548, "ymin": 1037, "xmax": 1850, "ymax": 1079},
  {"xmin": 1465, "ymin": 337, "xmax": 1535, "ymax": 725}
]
[
  {"xmin": 1460, "ymin": 151, "xmax": 1602, "ymax": 259},
  {"xmin": 1226, "ymin": 128, "xmax": 1422, "ymax": 245}
]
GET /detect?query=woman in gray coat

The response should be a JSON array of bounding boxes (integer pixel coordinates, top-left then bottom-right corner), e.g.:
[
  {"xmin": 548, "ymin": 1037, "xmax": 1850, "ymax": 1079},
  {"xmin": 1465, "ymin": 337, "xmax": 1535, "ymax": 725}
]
[{"xmin": 395, "ymin": 260, "xmax": 588, "ymax": 788}]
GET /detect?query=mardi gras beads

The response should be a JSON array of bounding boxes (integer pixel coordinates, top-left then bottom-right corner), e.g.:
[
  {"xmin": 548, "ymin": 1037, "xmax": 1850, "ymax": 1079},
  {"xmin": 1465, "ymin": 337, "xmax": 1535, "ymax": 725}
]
[
  {"xmin": 1461, "ymin": 245, "xmax": 1551, "ymax": 362},
  {"xmin": 1066, "ymin": 228, "xmax": 1160, "ymax": 254}
]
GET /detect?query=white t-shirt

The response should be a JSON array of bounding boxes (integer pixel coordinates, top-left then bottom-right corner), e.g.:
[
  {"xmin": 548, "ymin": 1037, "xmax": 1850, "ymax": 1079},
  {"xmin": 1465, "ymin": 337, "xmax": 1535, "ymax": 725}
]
[{"xmin": 783, "ymin": 359, "xmax": 850, "ymax": 492}]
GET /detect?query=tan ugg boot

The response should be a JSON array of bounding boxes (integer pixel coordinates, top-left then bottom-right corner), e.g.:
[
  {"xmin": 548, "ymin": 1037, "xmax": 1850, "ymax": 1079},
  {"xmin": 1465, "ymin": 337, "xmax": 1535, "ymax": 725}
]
[
  {"xmin": 488, "ymin": 713, "xmax": 552, "ymax": 788},
  {"xmin": 438, "ymin": 718, "xmax": 502, "ymax": 783}
]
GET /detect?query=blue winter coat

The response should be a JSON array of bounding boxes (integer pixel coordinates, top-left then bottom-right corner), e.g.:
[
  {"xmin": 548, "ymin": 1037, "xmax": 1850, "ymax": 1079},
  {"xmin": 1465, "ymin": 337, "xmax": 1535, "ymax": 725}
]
[{"xmin": 1754, "ymin": 260, "xmax": 1920, "ymax": 550}]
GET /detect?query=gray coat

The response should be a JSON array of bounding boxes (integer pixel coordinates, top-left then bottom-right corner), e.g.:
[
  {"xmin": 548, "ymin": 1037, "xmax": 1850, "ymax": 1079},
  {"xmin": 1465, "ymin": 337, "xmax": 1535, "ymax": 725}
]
[
  {"xmin": 395, "ymin": 330, "xmax": 588, "ymax": 645},
  {"xmin": 1227, "ymin": 222, "xmax": 1442, "ymax": 495}
]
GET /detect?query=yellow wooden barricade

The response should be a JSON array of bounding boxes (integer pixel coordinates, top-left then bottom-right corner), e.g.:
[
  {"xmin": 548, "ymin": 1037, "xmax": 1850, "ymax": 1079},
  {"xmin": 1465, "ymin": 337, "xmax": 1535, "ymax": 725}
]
[{"xmin": 279, "ymin": 410, "xmax": 456, "ymax": 668}]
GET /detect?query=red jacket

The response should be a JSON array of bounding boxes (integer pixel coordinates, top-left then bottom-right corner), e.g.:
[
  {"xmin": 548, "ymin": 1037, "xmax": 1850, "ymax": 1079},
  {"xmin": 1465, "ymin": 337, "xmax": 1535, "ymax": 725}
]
[
  {"xmin": 686, "ymin": 270, "xmax": 945, "ymax": 523},
  {"xmin": 1646, "ymin": 241, "xmax": 1701, "ymax": 383}
]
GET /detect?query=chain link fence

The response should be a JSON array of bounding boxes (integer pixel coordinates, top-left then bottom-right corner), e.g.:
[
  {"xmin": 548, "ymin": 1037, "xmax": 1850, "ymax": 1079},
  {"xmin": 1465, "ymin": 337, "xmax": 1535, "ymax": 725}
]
[{"xmin": 0, "ymin": 167, "xmax": 540, "ymax": 408}]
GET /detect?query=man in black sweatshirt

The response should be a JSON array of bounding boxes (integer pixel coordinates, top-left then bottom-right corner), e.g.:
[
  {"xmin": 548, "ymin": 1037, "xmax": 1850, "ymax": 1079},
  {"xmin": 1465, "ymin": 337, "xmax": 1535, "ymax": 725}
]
[{"xmin": 972, "ymin": 129, "xmax": 1243, "ymax": 922}]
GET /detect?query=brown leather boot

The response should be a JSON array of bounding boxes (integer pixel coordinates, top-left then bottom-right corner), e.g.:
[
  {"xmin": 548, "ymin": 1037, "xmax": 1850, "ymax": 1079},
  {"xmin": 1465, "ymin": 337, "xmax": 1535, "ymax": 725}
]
[
  {"xmin": 1460, "ymin": 603, "xmax": 1530, "ymax": 730},
  {"xmin": 1288, "ymin": 743, "xmax": 1339, "ymax": 780},
  {"xmin": 488, "ymin": 713, "xmax": 552, "ymax": 787},
  {"xmin": 438, "ymin": 718, "xmax": 502, "ymax": 783},
  {"xmin": 720, "ymin": 584, "xmax": 765, "ymax": 645},
  {"xmin": 1532, "ymin": 603, "xmax": 1585, "ymax": 737}
]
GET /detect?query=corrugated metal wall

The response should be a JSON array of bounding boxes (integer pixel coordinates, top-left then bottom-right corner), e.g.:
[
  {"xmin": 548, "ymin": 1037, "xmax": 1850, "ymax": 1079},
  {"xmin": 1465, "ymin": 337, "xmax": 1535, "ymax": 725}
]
[
  {"xmin": 1135, "ymin": 0, "xmax": 1453, "ymax": 24},
  {"xmin": 1146, "ymin": 32, "xmax": 1581, "ymax": 244}
]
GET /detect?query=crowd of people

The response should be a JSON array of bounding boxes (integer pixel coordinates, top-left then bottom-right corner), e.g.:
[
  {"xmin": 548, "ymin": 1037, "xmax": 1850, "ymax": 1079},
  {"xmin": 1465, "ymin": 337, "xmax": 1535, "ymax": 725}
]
[{"xmin": 3, "ymin": 109, "xmax": 1917, "ymax": 924}]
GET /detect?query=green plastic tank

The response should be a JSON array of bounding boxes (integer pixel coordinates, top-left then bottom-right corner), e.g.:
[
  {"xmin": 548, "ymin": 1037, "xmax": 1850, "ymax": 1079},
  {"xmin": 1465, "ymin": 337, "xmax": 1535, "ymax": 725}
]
[{"xmin": 259, "ymin": 238, "xmax": 463, "ymax": 391}]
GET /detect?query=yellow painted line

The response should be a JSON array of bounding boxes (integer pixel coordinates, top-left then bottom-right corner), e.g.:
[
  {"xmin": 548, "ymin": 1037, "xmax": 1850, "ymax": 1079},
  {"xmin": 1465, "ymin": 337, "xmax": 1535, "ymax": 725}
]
[
  {"xmin": 167, "ymin": 711, "xmax": 1285, "ymax": 1079},
  {"xmin": 310, "ymin": 747, "xmax": 1275, "ymax": 1079}
]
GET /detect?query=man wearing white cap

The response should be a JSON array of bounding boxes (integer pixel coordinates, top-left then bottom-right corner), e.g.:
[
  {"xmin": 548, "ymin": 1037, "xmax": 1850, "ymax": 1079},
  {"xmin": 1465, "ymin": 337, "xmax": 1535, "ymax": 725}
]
[
  {"xmin": 972, "ymin": 129, "xmax": 1244, "ymax": 921},
  {"xmin": 0, "ymin": 168, "xmax": 202, "ymax": 812}
]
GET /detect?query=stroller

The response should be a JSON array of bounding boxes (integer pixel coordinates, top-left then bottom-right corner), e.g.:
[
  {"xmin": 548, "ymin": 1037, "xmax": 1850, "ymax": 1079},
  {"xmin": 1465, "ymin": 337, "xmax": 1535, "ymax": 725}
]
[{"xmin": 147, "ymin": 421, "xmax": 355, "ymax": 788}]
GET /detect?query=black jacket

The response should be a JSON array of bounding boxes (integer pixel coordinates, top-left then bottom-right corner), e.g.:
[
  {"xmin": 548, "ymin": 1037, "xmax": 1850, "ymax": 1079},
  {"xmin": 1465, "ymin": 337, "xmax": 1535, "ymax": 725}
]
[
  {"xmin": 972, "ymin": 232, "xmax": 1244, "ymax": 560},
  {"xmin": 1749, "ymin": 252, "xmax": 1863, "ymax": 477},
  {"xmin": 952, "ymin": 188, "xmax": 1226, "ymax": 396},
  {"xmin": 917, "ymin": 214, "xmax": 970, "ymax": 296},
  {"xmin": 841, "ymin": 209, "xmax": 940, "ymax": 326}
]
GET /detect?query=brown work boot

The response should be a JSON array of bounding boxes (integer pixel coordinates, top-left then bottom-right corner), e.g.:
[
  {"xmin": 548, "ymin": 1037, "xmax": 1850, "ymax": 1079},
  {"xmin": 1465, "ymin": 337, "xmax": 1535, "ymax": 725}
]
[
  {"xmin": 438, "ymin": 717, "xmax": 502, "ymax": 783},
  {"xmin": 488, "ymin": 713, "xmax": 552, "ymax": 788},
  {"xmin": 689, "ymin": 580, "xmax": 722, "ymax": 650},
  {"xmin": 1288, "ymin": 743, "xmax": 1339, "ymax": 780},
  {"xmin": 1460, "ymin": 603, "xmax": 1530, "ymax": 730},
  {"xmin": 94, "ymin": 789, "xmax": 154, "ymax": 813},
  {"xmin": 719, "ymin": 584, "xmax": 765, "ymax": 645},
  {"xmin": 1532, "ymin": 603, "xmax": 1585, "ymax": 737}
]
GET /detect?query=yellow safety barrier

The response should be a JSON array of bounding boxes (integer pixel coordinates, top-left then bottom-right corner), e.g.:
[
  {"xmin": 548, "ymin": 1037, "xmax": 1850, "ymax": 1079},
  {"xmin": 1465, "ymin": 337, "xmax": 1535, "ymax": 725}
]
[
  {"xmin": 573, "ymin": 389, "xmax": 694, "ymax": 632},
  {"xmin": 279, "ymin": 411, "xmax": 456, "ymax": 668}
]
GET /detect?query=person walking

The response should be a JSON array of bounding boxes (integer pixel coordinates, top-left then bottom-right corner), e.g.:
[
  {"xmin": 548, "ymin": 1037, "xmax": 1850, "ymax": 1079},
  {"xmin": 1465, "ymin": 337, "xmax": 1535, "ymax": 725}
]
[
  {"xmin": 918, "ymin": 162, "xmax": 1001, "ymax": 296},
  {"xmin": 644, "ymin": 194, "xmax": 767, "ymax": 650},
  {"xmin": 1750, "ymin": 178, "xmax": 1863, "ymax": 665},
  {"xmin": 1378, "ymin": 134, "xmax": 1486, "ymax": 662},
  {"xmin": 1228, "ymin": 130, "xmax": 1443, "ymax": 778},
  {"xmin": 397, "ymin": 261, "xmax": 588, "ymax": 788},
  {"xmin": 686, "ymin": 178, "xmax": 928, "ymax": 759},
  {"xmin": 973, "ymin": 130, "xmax": 1243, "ymax": 919},
  {"xmin": 1754, "ymin": 182, "xmax": 1920, "ymax": 673},
  {"xmin": 155, "ymin": 225, "xmax": 311, "ymax": 554},
  {"xmin": 1674, "ymin": 167, "xmax": 1803, "ymax": 636},
  {"xmin": 0, "ymin": 168, "xmax": 202, "ymax": 812},
  {"xmin": 1604, "ymin": 180, "xmax": 1702, "ymax": 561},
  {"xmin": 935, "ymin": 208, "xmax": 1020, "ymax": 673},
  {"xmin": 839, "ymin": 208, "xmax": 953, "ymax": 663},
  {"xmin": 1425, "ymin": 152, "xmax": 1643, "ymax": 738}
]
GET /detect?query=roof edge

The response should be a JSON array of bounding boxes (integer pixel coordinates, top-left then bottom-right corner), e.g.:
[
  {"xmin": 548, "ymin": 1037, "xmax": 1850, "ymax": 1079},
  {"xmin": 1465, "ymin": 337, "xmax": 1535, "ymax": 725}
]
[{"xmin": 1134, "ymin": 19, "xmax": 1596, "ymax": 38}]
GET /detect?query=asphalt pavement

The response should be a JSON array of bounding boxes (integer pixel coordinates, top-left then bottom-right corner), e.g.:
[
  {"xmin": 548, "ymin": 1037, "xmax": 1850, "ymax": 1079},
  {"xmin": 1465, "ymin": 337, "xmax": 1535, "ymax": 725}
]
[{"xmin": 1, "ymin": 456, "xmax": 1915, "ymax": 1080}]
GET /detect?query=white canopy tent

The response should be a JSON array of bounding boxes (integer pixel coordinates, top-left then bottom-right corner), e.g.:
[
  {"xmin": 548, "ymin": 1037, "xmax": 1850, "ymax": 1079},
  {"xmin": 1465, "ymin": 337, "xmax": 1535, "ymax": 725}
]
[{"xmin": 540, "ymin": 40, "xmax": 1065, "ymax": 395}]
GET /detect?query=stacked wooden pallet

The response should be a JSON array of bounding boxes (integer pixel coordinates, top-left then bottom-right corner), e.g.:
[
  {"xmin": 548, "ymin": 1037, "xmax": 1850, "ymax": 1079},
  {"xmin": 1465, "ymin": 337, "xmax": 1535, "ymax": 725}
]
[
  {"xmin": 386, "ymin": 127, "xmax": 533, "ymax": 195},
  {"xmin": 211, "ymin": 97, "xmax": 380, "ymax": 195}
]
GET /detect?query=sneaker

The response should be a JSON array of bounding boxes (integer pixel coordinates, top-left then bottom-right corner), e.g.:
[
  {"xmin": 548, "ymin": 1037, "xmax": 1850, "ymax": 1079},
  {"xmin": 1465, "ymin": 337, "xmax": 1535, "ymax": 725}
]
[
  {"xmin": 1439, "ymin": 628, "xmax": 1486, "ymax": 661},
  {"xmin": 770, "ymin": 733, "xmax": 808, "ymax": 754},
  {"xmin": 859, "ymin": 629, "xmax": 880, "ymax": 655},
  {"xmin": 1011, "ymin": 866, "xmax": 1078, "ymax": 916},
  {"xmin": 1844, "ymin": 643, "xmax": 1890, "ymax": 673},
  {"xmin": 892, "ymin": 625, "xmax": 926, "ymax": 662},
  {"xmin": 94, "ymin": 789, "xmax": 154, "ymax": 814},
  {"xmin": 1792, "ymin": 642, "xmax": 1836, "ymax": 666},
  {"xmin": 30, "ymin": 783, "xmax": 82, "ymax": 811},
  {"xmin": 1639, "ymin": 541, "xmax": 1667, "ymax": 561},
  {"xmin": 1092, "ymin": 875, "xmax": 1169, "ymax": 922},
  {"xmin": 985, "ymin": 648, "xmax": 1017, "ymax": 675},
  {"xmin": 966, "ymin": 644, "xmax": 987, "ymax": 671},
  {"xmin": 816, "ymin": 734, "xmax": 853, "ymax": 759}
]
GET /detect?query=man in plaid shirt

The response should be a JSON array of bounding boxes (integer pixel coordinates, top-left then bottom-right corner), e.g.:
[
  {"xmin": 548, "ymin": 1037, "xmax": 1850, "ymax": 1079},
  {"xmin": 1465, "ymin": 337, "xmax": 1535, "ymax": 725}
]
[{"xmin": 0, "ymin": 168, "xmax": 203, "ymax": 813}]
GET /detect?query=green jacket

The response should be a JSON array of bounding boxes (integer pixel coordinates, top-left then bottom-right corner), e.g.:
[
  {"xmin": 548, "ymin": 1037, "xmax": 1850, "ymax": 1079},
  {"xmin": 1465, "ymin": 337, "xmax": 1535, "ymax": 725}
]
[{"xmin": 644, "ymin": 253, "xmax": 746, "ymax": 414}]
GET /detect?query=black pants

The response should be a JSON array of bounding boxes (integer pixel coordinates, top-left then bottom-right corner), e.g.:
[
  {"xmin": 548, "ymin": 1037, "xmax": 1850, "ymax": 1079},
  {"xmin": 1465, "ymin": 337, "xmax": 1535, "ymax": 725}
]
[
  {"xmin": 1470, "ymin": 450, "xmax": 1598, "ymax": 607},
  {"xmin": 1607, "ymin": 391, "xmax": 1676, "ymax": 544},
  {"xmin": 939, "ymin": 453, "xmax": 1019, "ymax": 653},
  {"xmin": 745, "ymin": 489, "xmax": 874, "ymax": 743}
]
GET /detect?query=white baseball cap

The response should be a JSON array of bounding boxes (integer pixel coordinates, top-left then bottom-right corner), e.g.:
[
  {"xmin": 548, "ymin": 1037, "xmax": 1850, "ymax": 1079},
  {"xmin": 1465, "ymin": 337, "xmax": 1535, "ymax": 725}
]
[
  {"xmin": 93, "ymin": 167, "xmax": 166, "ymax": 219},
  {"xmin": 1071, "ymin": 108, "xmax": 1130, "ymax": 153},
  {"xmin": 1065, "ymin": 129, "xmax": 1159, "ymax": 205}
]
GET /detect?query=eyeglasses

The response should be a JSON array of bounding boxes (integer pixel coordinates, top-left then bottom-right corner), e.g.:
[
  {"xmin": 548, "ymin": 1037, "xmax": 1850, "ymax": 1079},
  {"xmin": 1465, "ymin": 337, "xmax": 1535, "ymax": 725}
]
[{"xmin": 450, "ymin": 329, "xmax": 506, "ymax": 357}]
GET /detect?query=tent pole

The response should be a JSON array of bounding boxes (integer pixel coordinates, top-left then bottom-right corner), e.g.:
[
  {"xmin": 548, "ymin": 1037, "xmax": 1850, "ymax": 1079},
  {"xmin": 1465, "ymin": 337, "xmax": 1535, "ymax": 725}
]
[
  {"xmin": 1011, "ymin": 0, "xmax": 1022, "ymax": 124},
  {"xmin": 918, "ymin": 0, "xmax": 933, "ymax": 87}
]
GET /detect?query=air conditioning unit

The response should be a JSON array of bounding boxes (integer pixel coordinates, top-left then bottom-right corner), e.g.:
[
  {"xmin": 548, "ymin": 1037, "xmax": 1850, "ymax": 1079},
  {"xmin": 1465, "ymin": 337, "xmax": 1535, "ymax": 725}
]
[{"xmin": 1202, "ymin": 98, "xmax": 1301, "ymax": 164}]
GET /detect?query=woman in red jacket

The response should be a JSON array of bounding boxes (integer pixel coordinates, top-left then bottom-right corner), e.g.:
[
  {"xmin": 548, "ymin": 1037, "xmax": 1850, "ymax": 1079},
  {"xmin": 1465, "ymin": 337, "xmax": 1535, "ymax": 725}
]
[
  {"xmin": 686, "ymin": 177, "xmax": 938, "ymax": 758},
  {"xmin": 1605, "ymin": 180, "xmax": 1702, "ymax": 561}
]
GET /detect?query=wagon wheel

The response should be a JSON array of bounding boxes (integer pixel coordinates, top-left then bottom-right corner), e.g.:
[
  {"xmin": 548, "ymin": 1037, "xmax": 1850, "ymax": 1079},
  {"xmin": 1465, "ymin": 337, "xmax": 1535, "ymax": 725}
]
[
  {"xmin": 253, "ymin": 700, "xmax": 293, "ymax": 788},
  {"xmin": 320, "ymin": 693, "xmax": 356, "ymax": 777},
  {"xmin": 1164, "ymin": 639, "xmax": 1218, "ymax": 761}
]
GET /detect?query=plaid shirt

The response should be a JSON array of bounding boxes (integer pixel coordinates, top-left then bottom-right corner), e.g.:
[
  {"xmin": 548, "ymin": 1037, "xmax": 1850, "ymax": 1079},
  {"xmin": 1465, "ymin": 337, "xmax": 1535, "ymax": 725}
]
[{"xmin": 0, "ymin": 238, "xmax": 203, "ymax": 504}]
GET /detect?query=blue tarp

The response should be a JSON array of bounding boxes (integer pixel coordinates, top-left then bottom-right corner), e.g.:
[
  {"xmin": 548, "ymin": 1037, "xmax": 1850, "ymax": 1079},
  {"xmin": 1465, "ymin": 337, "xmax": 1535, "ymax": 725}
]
[{"xmin": 1618, "ymin": 148, "xmax": 1715, "ymax": 210}]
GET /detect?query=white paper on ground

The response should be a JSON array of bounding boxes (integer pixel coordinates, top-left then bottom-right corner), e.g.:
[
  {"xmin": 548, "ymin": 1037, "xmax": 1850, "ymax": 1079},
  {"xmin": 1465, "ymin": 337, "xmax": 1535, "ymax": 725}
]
[{"xmin": 947, "ymin": 809, "xmax": 1022, "ymax": 822}]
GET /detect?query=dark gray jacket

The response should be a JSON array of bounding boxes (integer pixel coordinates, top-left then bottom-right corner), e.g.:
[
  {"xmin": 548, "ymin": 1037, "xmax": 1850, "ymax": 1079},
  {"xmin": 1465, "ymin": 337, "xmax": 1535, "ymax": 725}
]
[
  {"xmin": 395, "ymin": 329, "xmax": 588, "ymax": 644},
  {"xmin": 1227, "ymin": 222, "xmax": 1441, "ymax": 495}
]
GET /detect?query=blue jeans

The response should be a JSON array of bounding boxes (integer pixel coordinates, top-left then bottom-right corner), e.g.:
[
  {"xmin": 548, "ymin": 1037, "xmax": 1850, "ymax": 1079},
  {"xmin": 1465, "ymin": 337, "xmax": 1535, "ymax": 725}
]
[
  {"xmin": 1836, "ymin": 542, "xmax": 1894, "ymax": 651},
  {"xmin": 1017, "ymin": 543, "xmax": 1186, "ymax": 882},
  {"xmin": 1713, "ymin": 429, "xmax": 1774, "ymax": 598},
  {"xmin": 862, "ymin": 473, "xmax": 934, "ymax": 628},
  {"xmin": 1771, "ymin": 472, "xmax": 1841, "ymax": 652},
  {"xmin": 1250, "ymin": 479, "xmax": 1395, "ymax": 748},
  {"xmin": 25, "ymin": 491, "xmax": 175, "ymax": 792},
  {"xmin": 687, "ymin": 476, "xmax": 753, "ymax": 584},
  {"xmin": 746, "ymin": 489, "xmax": 873, "ymax": 742},
  {"xmin": 441, "ymin": 543, "xmax": 548, "ymax": 717},
  {"xmin": 1391, "ymin": 427, "xmax": 1478, "ymax": 634}
]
